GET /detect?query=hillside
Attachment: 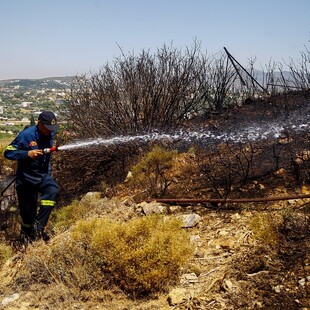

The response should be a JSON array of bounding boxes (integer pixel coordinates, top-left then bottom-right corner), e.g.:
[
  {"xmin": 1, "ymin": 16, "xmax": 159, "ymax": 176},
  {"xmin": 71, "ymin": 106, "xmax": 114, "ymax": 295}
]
[
  {"xmin": 0, "ymin": 76, "xmax": 74, "ymax": 90},
  {"xmin": 0, "ymin": 191, "xmax": 309, "ymax": 309},
  {"xmin": 0, "ymin": 91, "xmax": 309, "ymax": 309}
]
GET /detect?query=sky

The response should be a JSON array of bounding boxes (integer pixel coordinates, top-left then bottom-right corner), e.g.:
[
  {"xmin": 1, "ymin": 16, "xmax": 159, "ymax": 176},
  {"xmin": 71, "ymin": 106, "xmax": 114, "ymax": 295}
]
[{"xmin": 0, "ymin": 0, "xmax": 309, "ymax": 80}]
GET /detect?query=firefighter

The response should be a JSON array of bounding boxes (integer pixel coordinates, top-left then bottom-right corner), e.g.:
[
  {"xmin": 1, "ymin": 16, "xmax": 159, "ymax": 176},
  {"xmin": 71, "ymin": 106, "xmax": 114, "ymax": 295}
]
[{"xmin": 4, "ymin": 111, "xmax": 59, "ymax": 242}]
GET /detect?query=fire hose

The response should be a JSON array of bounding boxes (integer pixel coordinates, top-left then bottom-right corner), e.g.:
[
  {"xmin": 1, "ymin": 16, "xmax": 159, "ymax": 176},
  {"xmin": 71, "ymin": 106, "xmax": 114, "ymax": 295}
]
[{"xmin": 146, "ymin": 194, "xmax": 310, "ymax": 205}]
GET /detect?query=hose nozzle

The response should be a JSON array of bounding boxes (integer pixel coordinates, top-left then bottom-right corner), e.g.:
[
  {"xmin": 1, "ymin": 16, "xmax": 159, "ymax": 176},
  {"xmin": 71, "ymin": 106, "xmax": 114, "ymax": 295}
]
[{"xmin": 43, "ymin": 146, "xmax": 58, "ymax": 154}]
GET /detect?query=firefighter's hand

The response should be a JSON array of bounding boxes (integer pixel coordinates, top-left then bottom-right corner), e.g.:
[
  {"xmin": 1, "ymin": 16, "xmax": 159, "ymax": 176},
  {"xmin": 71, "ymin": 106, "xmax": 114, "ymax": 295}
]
[{"xmin": 28, "ymin": 149, "xmax": 43, "ymax": 159}]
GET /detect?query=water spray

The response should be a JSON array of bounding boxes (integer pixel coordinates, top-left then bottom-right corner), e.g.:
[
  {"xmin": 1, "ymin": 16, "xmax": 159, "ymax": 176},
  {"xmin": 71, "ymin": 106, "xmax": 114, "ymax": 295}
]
[{"xmin": 40, "ymin": 113, "xmax": 310, "ymax": 154}]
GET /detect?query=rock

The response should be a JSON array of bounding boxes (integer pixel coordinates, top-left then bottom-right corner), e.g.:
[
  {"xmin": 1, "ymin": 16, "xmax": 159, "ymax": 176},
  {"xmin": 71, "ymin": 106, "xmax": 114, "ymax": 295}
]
[
  {"xmin": 209, "ymin": 237, "xmax": 236, "ymax": 250},
  {"xmin": 218, "ymin": 230, "xmax": 229, "ymax": 236},
  {"xmin": 190, "ymin": 234, "xmax": 201, "ymax": 245},
  {"xmin": 288, "ymin": 199, "xmax": 298, "ymax": 205},
  {"xmin": 138, "ymin": 201, "xmax": 167, "ymax": 215},
  {"xmin": 274, "ymin": 285, "xmax": 283, "ymax": 293},
  {"xmin": 231, "ymin": 213, "xmax": 241, "ymax": 220},
  {"xmin": 82, "ymin": 192, "xmax": 102, "ymax": 200},
  {"xmin": 180, "ymin": 273, "xmax": 199, "ymax": 284},
  {"xmin": 258, "ymin": 183, "xmax": 265, "ymax": 190},
  {"xmin": 167, "ymin": 288, "xmax": 188, "ymax": 305},
  {"xmin": 220, "ymin": 238, "xmax": 236, "ymax": 250},
  {"xmin": 254, "ymin": 301, "xmax": 264, "ymax": 308},
  {"xmin": 278, "ymin": 137, "xmax": 292, "ymax": 144},
  {"xmin": 124, "ymin": 171, "xmax": 133, "ymax": 183},
  {"xmin": 274, "ymin": 168, "xmax": 287, "ymax": 176},
  {"xmin": 168, "ymin": 205, "xmax": 182, "ymax": 213},
  {"xmin": 1, "ymin": 293, "xmax": 20, "ymax": 306},
  {"xmin": 121, "ymin": 196, "xmax": 136, "ymax": 207},
  {"xmin": 298, "ymin": 278, "xmax": 306, "ymax": 287},
  {"xmin": 179, "ymin": 214, "xmax": 202, "ymax": 228},
  {"xmin": 222, "ymin": 278, "xmax": 233, "ymax": 291}
]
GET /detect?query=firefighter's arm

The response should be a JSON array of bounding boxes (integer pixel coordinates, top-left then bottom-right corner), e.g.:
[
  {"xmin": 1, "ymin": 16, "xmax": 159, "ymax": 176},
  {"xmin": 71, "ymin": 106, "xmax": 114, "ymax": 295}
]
[
  {"xmin": 4, "ymin": 145, "xmax": 43, "ymax": 160},
  {"xmin": 3, "ymin": 134, "xmax": 33, "ymax": 160},
  {"xmin": 4, "ymin": 144, "xmax": 29, "ymax": 160}
]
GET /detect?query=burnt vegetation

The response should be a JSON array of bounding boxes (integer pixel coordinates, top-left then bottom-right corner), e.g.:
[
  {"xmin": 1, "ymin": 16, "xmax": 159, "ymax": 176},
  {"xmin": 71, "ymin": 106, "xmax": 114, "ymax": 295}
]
[{"xmin": 50, "ymin": 40, "xmax": 310, "ymax": 204}]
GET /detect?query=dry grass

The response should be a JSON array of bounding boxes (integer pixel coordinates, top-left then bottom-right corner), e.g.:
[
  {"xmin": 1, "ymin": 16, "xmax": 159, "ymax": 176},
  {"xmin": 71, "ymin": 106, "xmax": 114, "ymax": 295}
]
[
  {"xmin": 0, "ymin": 138, "xmax": 13, "ymax": 148},
  {"xmin": 0, "ymin": 243, "xmax": 13, "ymax": 268},
  {"xmin": 248, "ymin": 212, "xmax": 281, "ymax": 248}
]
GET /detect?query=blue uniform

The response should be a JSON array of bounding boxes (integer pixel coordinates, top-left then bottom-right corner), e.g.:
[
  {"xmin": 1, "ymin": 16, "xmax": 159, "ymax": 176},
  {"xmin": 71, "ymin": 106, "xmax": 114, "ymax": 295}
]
[{"xmin": 4, "ymin": 125, "xmax": 59, "ymax": 234}]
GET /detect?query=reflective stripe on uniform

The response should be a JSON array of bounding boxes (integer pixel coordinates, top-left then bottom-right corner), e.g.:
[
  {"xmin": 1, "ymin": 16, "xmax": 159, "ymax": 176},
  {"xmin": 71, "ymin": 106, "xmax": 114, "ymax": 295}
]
[
  {"xmin": 41, "ymin": 200, "xmax": 56, "ymax": 207},
  {"xmin": 6, "ymin": 145, "xmax": 17, "ymax": 151}
]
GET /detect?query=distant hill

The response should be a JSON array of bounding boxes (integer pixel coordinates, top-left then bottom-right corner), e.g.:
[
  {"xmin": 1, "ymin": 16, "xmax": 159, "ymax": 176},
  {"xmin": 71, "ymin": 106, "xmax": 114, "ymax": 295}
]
[
  {"xmin": 0, "ymin": 76, "xmax": 75, "ymax": 90},
  {"xmin": 0, "ymin": 70, "xmax": 293, "ymax": 92}
]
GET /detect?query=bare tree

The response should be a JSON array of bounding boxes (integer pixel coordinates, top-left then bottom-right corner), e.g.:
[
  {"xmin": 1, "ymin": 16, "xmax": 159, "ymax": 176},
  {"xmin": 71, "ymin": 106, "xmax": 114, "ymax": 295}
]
[
  {"xmin": 286, "ymin": 47, "xmax": 310, "ymax": 90},
  {"xmin": 66, "ymin": 41, "xmax": 249, "ymax": 139},
  {"xmin": 204, "ymin": 52, "xmax": 238, "ymax": 113},
  {"xmin": 67, "ymin": 41, "xmax": 215, "ymax": 138},
  {"xmin": 272, "ymin": 42, "xmax": 310, "ymax": 91}
]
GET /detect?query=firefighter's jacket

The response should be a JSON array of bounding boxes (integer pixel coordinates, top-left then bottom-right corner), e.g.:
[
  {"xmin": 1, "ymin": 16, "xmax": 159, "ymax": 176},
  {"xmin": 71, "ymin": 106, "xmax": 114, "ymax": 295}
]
[{"xmin": 4, "ymin": 125, "xmax": 55, "ymax": 186}]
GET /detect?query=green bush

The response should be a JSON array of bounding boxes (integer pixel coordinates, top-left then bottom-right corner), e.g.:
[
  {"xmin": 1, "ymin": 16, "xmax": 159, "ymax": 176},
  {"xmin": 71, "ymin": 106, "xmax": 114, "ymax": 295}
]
[
  {"xmin": 50, "ymin": 200, "xmax": 82, "ymax": 232},
  {"xmin": 51, "ymin": 193, "xmax": 109, "ymax": 232},
  {"xmin": 131, "ymin": 146, "xmax": 177, "ymax": 197}
]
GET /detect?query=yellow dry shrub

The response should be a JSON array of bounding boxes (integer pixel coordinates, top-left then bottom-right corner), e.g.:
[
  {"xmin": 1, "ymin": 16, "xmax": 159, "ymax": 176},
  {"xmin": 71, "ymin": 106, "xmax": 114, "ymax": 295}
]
[
  {"xmin": 14, "ymin": 232, "xmax": 106, "ymax": 292},
  {"xmin": 15, "ymin": 215, "xmax": 194, "ymax": 298},
  {"xmin": 0, "ymin": 243, "xmax": 13, "ymax": 268},
  {"xmin": 249, "ymin": 212, "xmax": 280, "ymax": 248},
  {"xmin": 0, "ymin": 144, "xmax": 17, "ymax": 171},
  {"xmin": 72, "ymin": 214, "xmax": 193, "ymax": 297}
]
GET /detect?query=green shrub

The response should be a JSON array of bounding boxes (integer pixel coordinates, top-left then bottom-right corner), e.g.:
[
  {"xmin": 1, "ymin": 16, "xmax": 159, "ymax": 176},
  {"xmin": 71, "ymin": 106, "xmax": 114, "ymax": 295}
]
[
  {"xmin": 131, "ymin": 146, "xmax": 177, "ymax": 197},
  {"xmin": 51, "ymin": 193, "xmax": 103, "ymax": 232},
  {"xmin": 50, "ymin": 201, "xmax": 77, "ymax": 232}
]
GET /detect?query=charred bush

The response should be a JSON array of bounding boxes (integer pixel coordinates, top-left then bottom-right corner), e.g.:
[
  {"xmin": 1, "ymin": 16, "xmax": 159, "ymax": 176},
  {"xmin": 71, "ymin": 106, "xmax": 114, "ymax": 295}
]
[
  {"xmin": 66, "ymin": 41, "xmax": 211, "ymax": 137},
  {"xmin": 65, "ymin": 41, "xmax": 245, "ymax": 139},
  {"xmin": 52, "ymin": 143, "xmax": 143, "ymax": 205},
  {"xmin": 196, "ymin": 141, "xmax": 280, "ymax": 199},
  {"xmin": 196, "ymin": 134, "xmax": 310, "ymax": 199}
]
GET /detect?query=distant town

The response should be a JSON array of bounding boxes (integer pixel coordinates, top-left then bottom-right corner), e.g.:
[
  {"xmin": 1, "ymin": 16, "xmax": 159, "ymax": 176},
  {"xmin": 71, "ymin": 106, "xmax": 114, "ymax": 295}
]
[{"xmin": 0, "ymin": 77, "xmax": 74, "ymax": 137}]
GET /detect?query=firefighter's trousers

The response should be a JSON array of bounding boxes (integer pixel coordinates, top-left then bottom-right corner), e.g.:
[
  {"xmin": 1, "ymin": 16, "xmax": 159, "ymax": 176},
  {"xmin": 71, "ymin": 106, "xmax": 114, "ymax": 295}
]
[{"xmin": 16, "ymin": 175, "xmax": 59, "ymax": 231}]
